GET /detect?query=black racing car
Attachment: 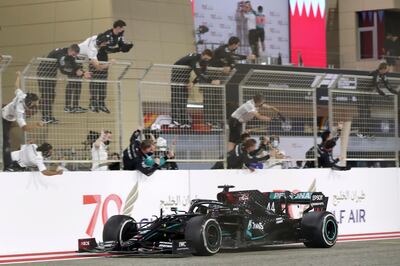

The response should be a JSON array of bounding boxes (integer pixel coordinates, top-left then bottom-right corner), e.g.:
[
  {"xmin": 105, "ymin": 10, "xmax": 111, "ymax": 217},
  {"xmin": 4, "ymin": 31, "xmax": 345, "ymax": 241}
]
[{"xmin": 78, "ymin": 185, "xmax": 338, "ymax": 256}]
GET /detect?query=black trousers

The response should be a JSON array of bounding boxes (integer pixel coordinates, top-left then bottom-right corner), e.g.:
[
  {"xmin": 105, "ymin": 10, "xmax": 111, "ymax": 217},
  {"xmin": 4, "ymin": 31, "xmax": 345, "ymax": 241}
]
[
  {"xmin": 248, "ymin": 29, "xmax": 259, "ymax": 57},
  {"xmin": 65, "ymin": 78, "xmax": 82, "ymax": 108},
  {"xmin": 170, "ymin": 68, "xmax": 191, "ymax": 124},
  {"xmin": 38, "ymin": 79, "xmax": 57, "ymax": 119},
  {"xmin": 89, "ymin": 66, "xmax": 108, "ymax": 107},
  {"xmin": 2, "ymin": 119, "xmax": 12, "ymax": 170},
  {"xmin": 228, "ymin": 117, "xmax": 242, "ymax": 144}
]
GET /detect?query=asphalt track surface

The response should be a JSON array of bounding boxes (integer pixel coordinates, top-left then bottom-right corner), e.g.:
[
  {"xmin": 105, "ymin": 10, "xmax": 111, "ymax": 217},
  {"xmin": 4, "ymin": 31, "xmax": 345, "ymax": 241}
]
[{"xmin": 13, "ymin": 239, "xmax": 400, "ymax": 266}]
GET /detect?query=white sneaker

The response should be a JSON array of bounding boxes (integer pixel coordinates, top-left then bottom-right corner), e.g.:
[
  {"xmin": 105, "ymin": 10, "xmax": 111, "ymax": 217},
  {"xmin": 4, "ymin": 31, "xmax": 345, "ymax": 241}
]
[
  {"xmin": 168, "ymin": 121, "xmax": 181, "ymax": 128},
  {"xmin": 180, "ymin": 124, "xmax": 192, "ymax": 129}
]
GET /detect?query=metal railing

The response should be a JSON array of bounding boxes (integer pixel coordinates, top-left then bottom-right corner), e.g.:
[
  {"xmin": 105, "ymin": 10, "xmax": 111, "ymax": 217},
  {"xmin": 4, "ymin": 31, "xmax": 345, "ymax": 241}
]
[
  {"xmin": 329, "ymin": 75, "xmax": 399, "ymax": 166},
  {"xmin": 21, "ymin": 57, "xmax": 131, "ymax": 170},
  {"xmin": 238, "ymin": 69, "xmax": 324, "ymax": 167},
  {"xmin": 139, "ymin": 64, "xmax": 235, "ymax": 166},
  {"xmin": 0, "ymin": 55, "xmax": 13, "ymax": 170}
]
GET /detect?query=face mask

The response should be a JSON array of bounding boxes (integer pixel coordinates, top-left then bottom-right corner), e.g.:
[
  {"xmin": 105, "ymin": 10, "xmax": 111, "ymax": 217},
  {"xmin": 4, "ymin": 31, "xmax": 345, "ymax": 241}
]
[
  {"xmin": 272, "ymin": 140, "xmax": 279, "ymax": 148},
  {"xmin": 104, "ymin": 140, "xmax": 110, "ymax": 146},
  {"xmin": 199, "ymin": 60, "xmax": 209, "ymax": 68}
]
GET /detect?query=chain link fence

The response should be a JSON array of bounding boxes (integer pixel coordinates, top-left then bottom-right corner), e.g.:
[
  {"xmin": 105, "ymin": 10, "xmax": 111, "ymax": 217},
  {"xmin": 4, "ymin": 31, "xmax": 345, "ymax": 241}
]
[
  {"xmin": 139, "ymin": 64, "xmax": 235, "ymax": 167},
  {"xmin": 0, "ymin": 55, "xmax": 13, "ymax": 170},
  {"xmin": 330, "ymin": 75, "xmax": 399, "ymax": 166},
  {"xmin": 21, "ymin": 57, "xmax": 130, "ymax": 170},
  {"xmin": 239, "ymin": 69, "xmax": 323, "ymax": 167}
]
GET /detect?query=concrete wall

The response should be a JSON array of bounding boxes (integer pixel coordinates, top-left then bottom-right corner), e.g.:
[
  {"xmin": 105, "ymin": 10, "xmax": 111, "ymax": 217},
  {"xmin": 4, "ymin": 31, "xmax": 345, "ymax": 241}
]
[
  {"xmin": 337, "ymin": 0, "xmax": 400, "ymax": 70},
  {"xmin": 0, "ymin": 0, "xmax": 195, "ymax": 146}
]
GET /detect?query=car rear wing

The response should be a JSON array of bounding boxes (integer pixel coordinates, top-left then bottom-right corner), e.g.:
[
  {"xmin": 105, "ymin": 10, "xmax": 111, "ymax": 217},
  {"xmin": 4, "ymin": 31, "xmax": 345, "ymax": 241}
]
[{"xmin": 266, "ymin": 191, "xmax": 328, "ymax": 211}]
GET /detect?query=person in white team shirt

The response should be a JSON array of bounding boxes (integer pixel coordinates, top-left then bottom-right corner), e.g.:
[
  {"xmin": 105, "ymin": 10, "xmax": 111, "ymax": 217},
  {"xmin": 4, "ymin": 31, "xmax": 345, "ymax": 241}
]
[
  {"xmin": 91, "ymin": 130, "xmax": 112, "ymax": 171},
  {"xmin": 64, "ymin": 34, "xmax": 111, "ymax": 113},
  {"xmin": 2, "ymin": 71, "xmax": 43, "ymax": 170},
  {"xmin": 7, "ymin": 142, "xmax": 63, "ymax": 176},
  {"xmin": 228, "ymin": 94, "xmax": 278, "ymax": 151}
]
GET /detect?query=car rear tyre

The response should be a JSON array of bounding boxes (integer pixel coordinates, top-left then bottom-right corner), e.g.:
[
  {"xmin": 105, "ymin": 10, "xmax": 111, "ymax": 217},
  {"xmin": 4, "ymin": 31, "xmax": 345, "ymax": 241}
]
[
  {"xmin": 301, "ymin": 211, "xmax": 338, "ymax": 248},
  {"xmin": 103, "ymin": 215, "xmax": 138, "ymax": 249},
  {"xmin": 185, "ymin": 215, "xmax": 222, "ymax": 256}
]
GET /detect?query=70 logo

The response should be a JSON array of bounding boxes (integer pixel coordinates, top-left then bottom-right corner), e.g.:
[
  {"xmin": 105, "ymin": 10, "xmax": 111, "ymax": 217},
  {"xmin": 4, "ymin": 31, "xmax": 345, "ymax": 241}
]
[{"xmin": 83, "ymin": 194, "xmax": 123, "ymax": 237}]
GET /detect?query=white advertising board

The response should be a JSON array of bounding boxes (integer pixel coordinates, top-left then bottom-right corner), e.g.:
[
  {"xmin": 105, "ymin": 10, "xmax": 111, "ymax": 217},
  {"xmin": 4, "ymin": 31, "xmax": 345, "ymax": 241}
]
[{"xmin": 0, "ymin": 168, "xmax": 399, "ymax": 256}]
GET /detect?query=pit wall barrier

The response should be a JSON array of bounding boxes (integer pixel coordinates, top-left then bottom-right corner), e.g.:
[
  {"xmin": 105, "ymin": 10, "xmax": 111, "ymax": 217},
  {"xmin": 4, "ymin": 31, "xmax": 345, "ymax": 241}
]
[{"xmin": 0, "ymin": 168, "xmax": 399, "ymax": 256}]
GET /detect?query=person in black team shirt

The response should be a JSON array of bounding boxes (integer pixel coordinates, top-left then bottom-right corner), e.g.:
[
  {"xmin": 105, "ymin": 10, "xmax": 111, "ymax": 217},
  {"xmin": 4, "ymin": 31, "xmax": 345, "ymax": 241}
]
[
  {"xmin": 37, "ymin": 44, "xmax": 91, "ymax": 123},
  {"xmin": 370, "ymin": 62, "xmax": 398, "ymax": 96},
  {"xmin": 169, "ymin": 49, "xmax": 214, "ymax": 129},
  {"xmin": 90, "ymin": 20, "xmax": 133, "ymax": 113},
  {"xmin": 227, "ymin": 138, "xmax": 270, "ymax": 170},
  {"xmin": 318, "ymin": 139, "xmax": 350, "ymax": 170},
  {"xmin": 209, "ymin": 36, "xmax": 255, "ymax": 71}
]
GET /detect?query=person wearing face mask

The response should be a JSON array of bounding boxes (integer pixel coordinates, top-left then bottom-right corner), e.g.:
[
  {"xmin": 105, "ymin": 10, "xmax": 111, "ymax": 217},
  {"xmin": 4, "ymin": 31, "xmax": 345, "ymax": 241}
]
[
  {"xmin": 89, "ymin": 20, "xmax": 133, "ymax": 113},
  {"xmin": 5, "ymin": 142, "xmax": 63, "ymax": 176},
  {"xmin": 2, "ymin": 71, "xmax": 43, "ymax": 170},
  {"xmin": 169, "ymin": 49, "xmax": 214, "ymax": 129},
  {"xmin": 91, "ymin": 130, "xmax": 112, "ymax": 171},
  {"xmin": 135, "ymin": 139, "xmax": 174, "ymax": 176}
]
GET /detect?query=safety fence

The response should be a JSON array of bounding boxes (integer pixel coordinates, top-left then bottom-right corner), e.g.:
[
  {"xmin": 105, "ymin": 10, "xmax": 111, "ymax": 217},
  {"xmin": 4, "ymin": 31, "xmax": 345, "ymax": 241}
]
[
  {"xmin": 0, "ymin": 55, "xmax": 13, "ymax": 170},
  {"xmin": 238, "ymin": 69, "xmax": 323, "ymax": 168},
  {"xmin": 139, "ymin": 64, "xmax": 235, "ymax": 165},
  {"xmin": 329, "ymin": 75, "xmax": 399, "ymax": 166},
  {"xmin": 21, "ymin": 57, "xmax": 130, "ymax": 170}
]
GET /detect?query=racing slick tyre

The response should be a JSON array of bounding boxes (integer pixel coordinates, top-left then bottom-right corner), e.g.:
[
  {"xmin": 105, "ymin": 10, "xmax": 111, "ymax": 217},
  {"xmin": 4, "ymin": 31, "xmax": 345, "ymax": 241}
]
[
  {"xmin": 103, "ymin": 215, "xmax": 138, "ymax": 249},
  {"xmin": 301, "ymin": 211, "xmax": 338, "ymax": 248},
  {"xmin": 185, "ymin": 215, "xmax": 222, "ymax": 256}
]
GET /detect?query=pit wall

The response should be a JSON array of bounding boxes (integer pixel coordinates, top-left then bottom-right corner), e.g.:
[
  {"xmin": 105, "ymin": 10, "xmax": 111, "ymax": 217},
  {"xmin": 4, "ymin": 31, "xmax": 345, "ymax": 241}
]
[{"xmin": 0, "ymin": 168, "xmax": 399, "ymax": 256}]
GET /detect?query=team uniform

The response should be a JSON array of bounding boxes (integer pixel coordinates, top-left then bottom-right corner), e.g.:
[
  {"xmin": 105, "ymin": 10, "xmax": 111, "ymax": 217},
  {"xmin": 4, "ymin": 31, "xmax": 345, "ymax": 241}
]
[
  {"xmin": 2, "ymin": 89, "xmax": 27, "ymax": 169},
  {"xmin": 227, "ymin": 143, "xmax": 270, "ymax": 169},
  {"xmin": 89, "ymin": 29, "xmax": 132, "ymax": 113},
  {"xmin": 171, "ymin": 53, "xmax": 211, "ymax": 127},
  {"xmin": 37, "ymin": 47, "xmax": 82, "ymax": 121},
  {"xmin": 91, "ymin": 141, "xmax": 109, "ymax": 171},
  {"xmin": 7, "ymin": 144, "xmax": 47, "ymax": 172},
  {"xmin": 229, "ymin": 99, "xmax": 258, "ymax": 144},
  {"xmin": 209, "ymin": 44, "xmax": 247, "ymax": 68}
]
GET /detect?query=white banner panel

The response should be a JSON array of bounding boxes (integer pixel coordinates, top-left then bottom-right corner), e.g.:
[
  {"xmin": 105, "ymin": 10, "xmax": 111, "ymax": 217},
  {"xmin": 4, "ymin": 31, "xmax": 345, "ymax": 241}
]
[{"xmin": 0, "ymin": 168, "xmax": 399, "ymax": 256}]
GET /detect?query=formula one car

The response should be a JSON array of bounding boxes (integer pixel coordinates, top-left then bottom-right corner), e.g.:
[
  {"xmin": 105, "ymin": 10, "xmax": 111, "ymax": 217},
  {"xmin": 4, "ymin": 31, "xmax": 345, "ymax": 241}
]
[{"xmin": 78, "ymin": 185, "xmax": 338, "ymax": 256}]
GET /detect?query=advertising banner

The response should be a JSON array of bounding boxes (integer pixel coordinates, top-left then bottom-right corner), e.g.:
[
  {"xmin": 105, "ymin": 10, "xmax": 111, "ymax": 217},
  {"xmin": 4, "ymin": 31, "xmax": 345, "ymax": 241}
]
[{"xmin": 0, "ymin": 168, "xmax": 399, "ymax": 256}]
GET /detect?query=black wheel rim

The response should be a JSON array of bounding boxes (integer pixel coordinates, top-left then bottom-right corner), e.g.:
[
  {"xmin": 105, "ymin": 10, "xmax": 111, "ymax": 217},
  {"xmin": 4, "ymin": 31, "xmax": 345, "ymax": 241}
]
[
  {"xmin": 206, "ymin": 224, "xmax": 220, "ymax": 250},
  {"xmin": 325, "ymin": 219, "xmax": 337, "ymax": 242},
  {"xmin": 120, "ymin": 220, "xmax": 136, "ymax": 243}
]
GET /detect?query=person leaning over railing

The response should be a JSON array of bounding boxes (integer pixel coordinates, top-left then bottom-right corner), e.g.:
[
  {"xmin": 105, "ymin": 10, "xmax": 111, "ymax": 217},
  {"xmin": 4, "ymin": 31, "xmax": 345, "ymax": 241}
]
[
  {"xmin": 89, "ymin": 20, "xmax": 133, "ymax": 113},
  {"xmin": 37, "ymin": 44, "xmax": 91, "ymax": 123},
  {"xmin": 91, "ymin": 129, "xmax": 112, "ymax": 171},
  {"xmin": 209, "ymin": 36, "xmax": 255, "ymax": 73},
  {"xmin": 2, "ymin": 71, "xmax": 43, "ymax": 170},
  {"xmin": 227, "ymin": 138, "xmax": 270, "ymax": 171},
  {"xmin": 228, "ymin": 94, "xmax": 278, "ymax": 151},
  {"xmin": 63, "ymin": 33, "xmax": 111, "ymax": 114},
  {"xmin": 5, "ymin": 142, "xmax": 63, "ymax": 176},
  {"xmin": 169, "ymin": 49, "xmax": 214, "ymax": 129}
]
